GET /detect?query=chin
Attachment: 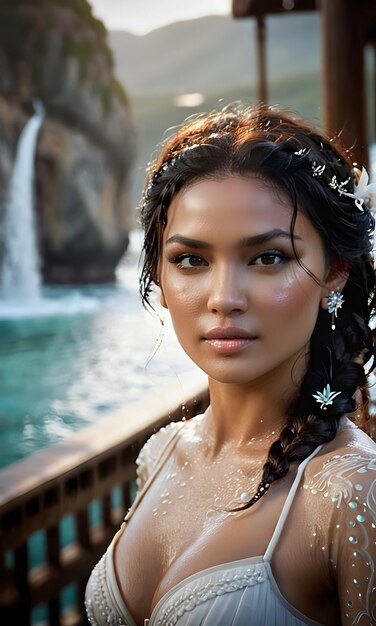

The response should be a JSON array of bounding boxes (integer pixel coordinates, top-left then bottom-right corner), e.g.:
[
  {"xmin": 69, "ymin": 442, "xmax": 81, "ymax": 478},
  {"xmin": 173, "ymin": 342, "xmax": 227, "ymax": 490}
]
[{"xmin": 199, "ymin": 364, "xmax": 264, "ymax": 386}]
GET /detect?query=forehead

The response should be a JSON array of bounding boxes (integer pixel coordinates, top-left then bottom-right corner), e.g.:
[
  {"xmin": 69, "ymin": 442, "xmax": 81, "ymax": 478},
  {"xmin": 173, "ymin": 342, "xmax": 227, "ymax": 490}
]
[{"xmin": 163, "ymin": 175, "xmax": 297, "ymax": 241}]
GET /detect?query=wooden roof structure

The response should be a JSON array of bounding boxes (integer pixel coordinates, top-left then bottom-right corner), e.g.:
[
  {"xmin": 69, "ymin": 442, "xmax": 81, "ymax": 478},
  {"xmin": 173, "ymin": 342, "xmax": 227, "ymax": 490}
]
[{"xmin": 232, "ymin": 0, "xmax": 376, "ymax": 167}]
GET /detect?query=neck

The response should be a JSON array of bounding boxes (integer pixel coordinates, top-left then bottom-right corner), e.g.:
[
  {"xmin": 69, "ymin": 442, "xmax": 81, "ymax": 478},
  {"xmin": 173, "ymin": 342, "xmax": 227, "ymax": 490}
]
[{"xmin": 204, "ymin": 366, "xmax": 303, "ymax": 458}]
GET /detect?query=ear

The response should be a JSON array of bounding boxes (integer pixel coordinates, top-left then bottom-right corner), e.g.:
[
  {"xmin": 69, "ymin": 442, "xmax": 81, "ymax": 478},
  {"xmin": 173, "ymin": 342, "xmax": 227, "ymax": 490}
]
[
  {"xmin": 159, "ymin": 289, "xmax": 168, "ymax": 309},
  {"xmin": 155, "ymin": 265, "xmax": 168, "ymax": 309},
  {"xmin": 320, "ymin": 259, "xmax": 350, "ymax": 310}
]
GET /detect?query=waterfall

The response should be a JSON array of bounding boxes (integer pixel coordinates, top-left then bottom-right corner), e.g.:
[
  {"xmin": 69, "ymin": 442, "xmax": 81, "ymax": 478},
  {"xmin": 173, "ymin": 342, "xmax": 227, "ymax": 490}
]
[{"xmin": 1, "ymin": 102, "xmax": 45, "ymax": 301}]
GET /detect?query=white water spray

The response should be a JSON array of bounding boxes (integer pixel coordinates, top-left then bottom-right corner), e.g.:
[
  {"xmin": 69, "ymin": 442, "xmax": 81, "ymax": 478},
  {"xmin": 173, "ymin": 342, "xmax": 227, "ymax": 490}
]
[{"xmin": 1, "ymin": 101, "xmax": 45, "ymax": 301}]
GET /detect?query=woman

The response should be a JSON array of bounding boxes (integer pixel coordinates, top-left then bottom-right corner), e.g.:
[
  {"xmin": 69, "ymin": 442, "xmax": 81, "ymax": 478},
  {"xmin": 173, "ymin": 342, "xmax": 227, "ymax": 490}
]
[{"xmin": 85, "ymin": 105, "xmax": 376, "ymax": 626}]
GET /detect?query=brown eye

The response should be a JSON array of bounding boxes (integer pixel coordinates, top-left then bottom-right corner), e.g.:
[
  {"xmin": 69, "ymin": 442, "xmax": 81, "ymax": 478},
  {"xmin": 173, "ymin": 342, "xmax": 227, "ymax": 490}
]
[
  {"xmin": 173, "ymin": 254, "xmax": 208, "ymax": 268},
  {"xmin": 253, "ymin": 252, "xmax": 285, "ymax": 266}
]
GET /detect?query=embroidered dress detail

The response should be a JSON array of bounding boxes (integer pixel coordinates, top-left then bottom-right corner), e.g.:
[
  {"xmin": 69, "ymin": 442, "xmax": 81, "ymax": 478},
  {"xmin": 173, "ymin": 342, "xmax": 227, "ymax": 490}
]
[
  {"xmin": 154, "ymin": 563, "xmax": 268, "ymax": 626},
  {"xmin": 303, "ymin": 453, "xmax": 376, "ymax": 626},
  {"xmin": 85, "ymin": 554, "xmax": 126, "ymax": 626}
]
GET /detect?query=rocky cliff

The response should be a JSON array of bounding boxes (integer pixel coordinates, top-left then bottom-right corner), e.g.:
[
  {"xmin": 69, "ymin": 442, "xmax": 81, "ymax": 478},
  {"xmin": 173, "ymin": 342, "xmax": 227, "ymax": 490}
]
[{"xmin": 0, "ymin": 0, "xmax": 136, "ymax": 284}]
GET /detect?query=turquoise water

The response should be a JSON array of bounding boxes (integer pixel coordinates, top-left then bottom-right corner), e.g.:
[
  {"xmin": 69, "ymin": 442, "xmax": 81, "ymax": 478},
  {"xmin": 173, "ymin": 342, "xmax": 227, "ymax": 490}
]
[{"xmin": 0, "ymin": 231, "xmax": 196, "ymax": 469}]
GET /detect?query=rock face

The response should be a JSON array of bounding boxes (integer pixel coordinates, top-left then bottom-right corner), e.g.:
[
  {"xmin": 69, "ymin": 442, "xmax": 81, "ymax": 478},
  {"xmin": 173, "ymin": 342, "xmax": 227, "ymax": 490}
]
[{"xmin": 0, "ymin": 0, "xmax": 136, "ymax": 284}]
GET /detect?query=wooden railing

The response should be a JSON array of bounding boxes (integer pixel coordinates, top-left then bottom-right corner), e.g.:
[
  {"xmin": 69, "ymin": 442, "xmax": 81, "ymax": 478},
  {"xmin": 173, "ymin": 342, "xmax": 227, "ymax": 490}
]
[{"xmin": 0, "ymin": 373, "xmax": 209, "ymax": 625}]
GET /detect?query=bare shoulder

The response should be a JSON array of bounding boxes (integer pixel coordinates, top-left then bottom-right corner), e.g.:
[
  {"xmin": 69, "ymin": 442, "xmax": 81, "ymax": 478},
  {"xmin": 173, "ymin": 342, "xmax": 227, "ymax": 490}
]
[
  {"xmin": 135, "ymin": 413, "xmax": 205, "ymax": 490},
  {"xmin": 303, "ymin": 421, "xmax": 376, "ymax": 511},
  {"xmin": 135, "ymin": 420, "xmax": 182, "ymax": 490}
]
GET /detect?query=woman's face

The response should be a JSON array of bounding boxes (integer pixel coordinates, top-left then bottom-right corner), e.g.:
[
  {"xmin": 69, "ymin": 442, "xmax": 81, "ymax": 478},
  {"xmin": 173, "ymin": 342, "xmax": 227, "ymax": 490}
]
[{"xmin": 158, "ymin": 175, "xmax": 332, "ymax": 386}]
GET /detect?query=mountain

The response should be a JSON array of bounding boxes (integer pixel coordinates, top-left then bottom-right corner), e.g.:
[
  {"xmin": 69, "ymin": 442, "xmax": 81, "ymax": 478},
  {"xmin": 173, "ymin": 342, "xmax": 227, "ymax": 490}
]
[{"xmin": 109, "ymin": 13, "xmax": 321, "ymax": 96}]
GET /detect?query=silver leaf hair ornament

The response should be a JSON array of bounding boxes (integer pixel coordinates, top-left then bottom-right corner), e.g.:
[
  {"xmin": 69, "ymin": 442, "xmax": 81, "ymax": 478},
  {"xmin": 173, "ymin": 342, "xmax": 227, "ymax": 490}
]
[{"xmin": 312, "ymin": 384, "xmax": 341, "ymax": 410}]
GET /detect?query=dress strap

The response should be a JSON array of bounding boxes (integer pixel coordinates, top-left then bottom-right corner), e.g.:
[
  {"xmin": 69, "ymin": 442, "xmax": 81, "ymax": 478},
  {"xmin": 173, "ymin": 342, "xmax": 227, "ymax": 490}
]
[
  {"xmin": 124, "ymin": 423, "xmax": 184, "ymax": 523},
  {"xmin": 263, "ymin": 443, "xmax": 323, "ymax": 562}
]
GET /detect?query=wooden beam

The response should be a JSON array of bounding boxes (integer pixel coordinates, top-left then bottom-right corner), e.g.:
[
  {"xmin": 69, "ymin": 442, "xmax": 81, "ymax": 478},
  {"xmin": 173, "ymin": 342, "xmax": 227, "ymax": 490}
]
[
  {"xmin": 232, "ymin": 0, "xmax": 317, "ymax": 18},
  {"xmin": 321, "ymin": 0, "xmax": 368, "ymax": 167},
  {"xmin": 256, "ymin": 15, "xmax": 268, "ymax": 102}
]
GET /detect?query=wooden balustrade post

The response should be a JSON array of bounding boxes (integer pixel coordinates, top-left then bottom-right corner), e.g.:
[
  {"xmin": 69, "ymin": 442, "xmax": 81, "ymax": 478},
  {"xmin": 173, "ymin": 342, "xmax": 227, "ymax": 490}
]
[
  {"xmin": 102, "ymin": 493, "xmax": 112, "ymax": 528},
  {"xmin": 76, "ymin": 509, "xmax": 91, "ymax": 551},
  {"xmin": 14, "ymin": 542, "xmax": 31, "ymax": 625}
]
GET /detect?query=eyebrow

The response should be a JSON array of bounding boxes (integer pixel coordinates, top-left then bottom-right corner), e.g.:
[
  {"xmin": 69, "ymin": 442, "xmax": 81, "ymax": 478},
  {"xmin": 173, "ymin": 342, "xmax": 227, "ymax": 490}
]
[{"xmin": 165, "ymin": 229, "xmax": 302, "ymax": 249}]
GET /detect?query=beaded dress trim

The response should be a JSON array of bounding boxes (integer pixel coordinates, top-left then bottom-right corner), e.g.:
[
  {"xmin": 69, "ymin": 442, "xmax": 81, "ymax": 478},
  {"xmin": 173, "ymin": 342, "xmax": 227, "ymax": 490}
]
[{"xmin": 153, "ymin": 561, "xmax": 267, "ymax": 626}]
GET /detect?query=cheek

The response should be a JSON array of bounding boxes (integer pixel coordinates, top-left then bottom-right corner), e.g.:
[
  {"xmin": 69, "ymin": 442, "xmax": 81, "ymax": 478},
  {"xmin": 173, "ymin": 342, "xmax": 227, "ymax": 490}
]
[
  {"xmin": 258, "ymin": 265, "xmax": 323, "ymax": 325},
  {"xmin": 161, "ymin": 270, "xmax": 204, "ymax": 318}
]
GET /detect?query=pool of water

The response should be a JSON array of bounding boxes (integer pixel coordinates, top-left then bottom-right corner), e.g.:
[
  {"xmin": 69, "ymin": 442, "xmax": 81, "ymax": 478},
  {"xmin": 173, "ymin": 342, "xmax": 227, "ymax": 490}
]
[{"xmin": 0, "ymin": 230, "xmax": 198, "ymax": 468}]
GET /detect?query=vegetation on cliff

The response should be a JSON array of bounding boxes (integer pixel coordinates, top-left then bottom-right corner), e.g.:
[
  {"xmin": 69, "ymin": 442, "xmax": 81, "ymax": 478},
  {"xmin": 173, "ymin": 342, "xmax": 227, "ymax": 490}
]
[{"xmin": 0, "ymin": 0, "xmax": 128, "ymax": 116}]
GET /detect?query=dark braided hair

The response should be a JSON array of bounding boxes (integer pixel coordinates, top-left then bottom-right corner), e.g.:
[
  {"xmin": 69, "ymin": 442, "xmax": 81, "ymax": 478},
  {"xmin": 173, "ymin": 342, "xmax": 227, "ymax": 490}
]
[{"xmin": 139, "ymin": 103, "xmax": 376, "ymax": 511}]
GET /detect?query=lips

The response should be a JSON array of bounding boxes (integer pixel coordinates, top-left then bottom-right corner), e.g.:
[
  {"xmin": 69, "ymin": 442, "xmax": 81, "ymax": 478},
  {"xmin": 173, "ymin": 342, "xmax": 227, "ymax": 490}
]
[{"xmin": 203, "ymin": 326, "xmax": 256, "ymax": 340}]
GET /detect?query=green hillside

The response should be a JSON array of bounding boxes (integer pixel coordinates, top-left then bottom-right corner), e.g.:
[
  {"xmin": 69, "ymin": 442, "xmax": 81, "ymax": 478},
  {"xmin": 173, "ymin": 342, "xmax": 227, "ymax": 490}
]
[
  {"xmin": 128, "ymin": 71, "xmax": 322, "ymax": 213},
  {"xmin": 109, "ymin": 13, "xmax": 320, "ymax": 96}
]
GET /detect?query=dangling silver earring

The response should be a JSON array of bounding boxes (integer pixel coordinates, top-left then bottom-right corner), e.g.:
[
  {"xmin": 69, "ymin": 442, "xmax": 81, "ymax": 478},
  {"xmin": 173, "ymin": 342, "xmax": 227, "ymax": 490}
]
[{"xmin": 327, "ymin": 290, "xmax": 345, "ymax": 330}]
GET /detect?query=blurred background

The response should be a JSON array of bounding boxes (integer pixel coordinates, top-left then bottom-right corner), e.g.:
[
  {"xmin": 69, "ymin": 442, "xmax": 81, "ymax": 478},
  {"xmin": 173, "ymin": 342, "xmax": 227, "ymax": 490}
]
[
  {"xmin": 0, "ymin": 1, "xmax": 375, "ymax": 624},
  {"xmin": 0, "ymin": 0, "xmax": 333, "ymax": 470}
]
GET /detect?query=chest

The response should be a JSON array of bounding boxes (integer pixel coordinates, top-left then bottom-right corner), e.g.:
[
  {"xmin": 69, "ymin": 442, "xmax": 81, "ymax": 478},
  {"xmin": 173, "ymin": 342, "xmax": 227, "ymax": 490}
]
[{"xmin": 114, "ymin": 465, "xmax": 331, "ymax": 624}]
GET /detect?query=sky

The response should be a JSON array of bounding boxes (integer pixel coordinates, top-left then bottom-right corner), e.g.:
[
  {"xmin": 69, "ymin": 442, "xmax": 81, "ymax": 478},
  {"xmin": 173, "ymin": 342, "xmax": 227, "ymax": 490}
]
[{"xmin": 89, "ymin": 0, "xmax": 231, "ymax": 34}]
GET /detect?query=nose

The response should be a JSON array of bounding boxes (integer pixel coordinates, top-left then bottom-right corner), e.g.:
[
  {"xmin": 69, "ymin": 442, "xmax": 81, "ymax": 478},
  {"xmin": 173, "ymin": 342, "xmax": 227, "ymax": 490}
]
[{"xmin": 207, "ymin": 263, "xmax": 248, "ymax": 315}]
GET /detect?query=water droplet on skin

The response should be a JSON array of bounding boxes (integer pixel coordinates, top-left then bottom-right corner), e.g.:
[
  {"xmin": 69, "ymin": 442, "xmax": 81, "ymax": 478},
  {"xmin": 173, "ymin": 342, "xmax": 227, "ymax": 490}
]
[
  {"xmin": 354, "ymin": 578, "xmax": 361, "ymax": 586},
  {"xmin": 311, "ymin": 489, "xmax": 317, "ymax": 494},
  {"xmin": 180, "ymin": 482, "xmax": 186, "ymax": 487},
  {"xmin": 161, "ymin": 511, "xmax": 167, "ymax": 516},
  {"xmin": 167, "ymin": 501, "xmax": 172, "ymax": 505},
  {"xmin": 178, "ymin": 494, "xmax": 184, "ymax": 499},
  {"xmin": 162, "ymin": 499, "xmax": 168, "ymax": 504},
  {"xmin": 348, "ymin": 600, "xmax": 353, "ymax": 607},
  {"xmin": 240, "ymin": 492, "xmax": 251, "ymax": 502}
]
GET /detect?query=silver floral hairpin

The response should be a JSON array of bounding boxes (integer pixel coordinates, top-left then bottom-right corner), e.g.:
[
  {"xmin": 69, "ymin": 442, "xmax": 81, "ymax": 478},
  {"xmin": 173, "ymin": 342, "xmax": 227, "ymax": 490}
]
[
  {"xmin": 312, "ymin": 384, "xmax": 341, "ymax": 410},
  {"xmin": 318, "ymin": 165, "xmax": 376, "ymax": 212},
  {"xmin": 332, "ymin": 166, "xmax": 376, "ymax": 211},
  {"xmin": 293, "ymin": 147, "xmax": 376, "ymax": 213}
]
